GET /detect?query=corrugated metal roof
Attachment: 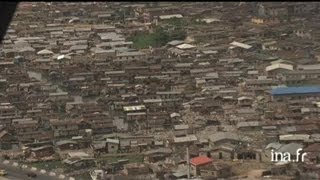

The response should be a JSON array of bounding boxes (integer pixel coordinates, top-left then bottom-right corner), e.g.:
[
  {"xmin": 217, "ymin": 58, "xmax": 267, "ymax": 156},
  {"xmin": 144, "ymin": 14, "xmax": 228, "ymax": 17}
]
[
  {"xmin": 159, "ymin": 14, "xmax": 183, "ymax": 20},
  {"xmin": 167, "ymin": 40, "xmax": 184, "ymax": 46},
  {"xmin": 277, "ymin": 143, "xmax": 303, "ymax": 155},
  {"xmin": 279, "ymin": 134, "xmax": 310, "ymax": 142},
  {"xmin": 230, "ymin": 41, "xmax": 252, "ymax": 49},
  {"xmin": 265, "ymin": 142, "xmax": 282, "ymax": 150},
  {"xmin": 176, "ymin": 43, "xmax": 195, "ymax": 50},
  {"xmin": 297, "ymin": 64, "xmax": 320, "ymax": 70},
  {"xmin": 37, "ymin": 49, "xmax": 53, "ymax": 55},
  {"xmin": 266, "ymin": 63, "xmax": 293, "ymax": 72},
  {"xmin": 173, "ymin": 134, "xmax": 197, "ymax": 143},
  {"xmin": 106, "ymin": 138, "xmax": 119, "ymax": 144},
  {"xmin": 123, "ymin": 105, "xmax": 146, "ymax": 112},
  {"xmin": 208, "ymin": 132, "xmax": 240, "ymax": 143},
  {"xmin": 272, "ymin": 86, "xmax": 320, "ymax": 96}
]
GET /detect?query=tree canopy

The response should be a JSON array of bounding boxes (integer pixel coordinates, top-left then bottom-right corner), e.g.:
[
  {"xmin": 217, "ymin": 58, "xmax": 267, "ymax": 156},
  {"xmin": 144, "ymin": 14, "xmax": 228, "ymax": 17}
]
[{"xmin": 130, "ymin": 25, "xmax": 187, "ymax": 49}]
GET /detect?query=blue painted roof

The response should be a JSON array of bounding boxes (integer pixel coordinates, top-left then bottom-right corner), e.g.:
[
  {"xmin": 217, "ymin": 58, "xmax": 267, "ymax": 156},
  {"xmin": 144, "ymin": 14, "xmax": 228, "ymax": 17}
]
[{"xmin": 271, "ymin": 86, "xmax": 320, "ymax": 96}]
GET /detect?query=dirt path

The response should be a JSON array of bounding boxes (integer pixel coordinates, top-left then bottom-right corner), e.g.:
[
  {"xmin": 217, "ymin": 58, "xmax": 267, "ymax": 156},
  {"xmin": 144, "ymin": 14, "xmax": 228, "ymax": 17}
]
[{"xmin": 247, "ymin": 169, "xmax": 265, "ymax": 179}]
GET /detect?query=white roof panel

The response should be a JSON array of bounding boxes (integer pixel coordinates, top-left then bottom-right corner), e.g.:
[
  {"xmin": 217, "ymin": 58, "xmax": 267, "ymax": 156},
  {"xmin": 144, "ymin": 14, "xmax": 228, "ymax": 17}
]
[
  {"xmin": 176, "ymin": 43, "xmax": 196, "ymax": 50},
  {"xmin": 230, "ymin": 41, "xmax": 252, "ymax": 49}
]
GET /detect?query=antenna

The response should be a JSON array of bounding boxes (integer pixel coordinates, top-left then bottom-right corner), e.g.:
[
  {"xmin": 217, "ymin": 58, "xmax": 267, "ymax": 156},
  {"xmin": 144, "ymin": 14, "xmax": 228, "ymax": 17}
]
[{"xmin": 187, "ymin": 146, "xmax": 190, "ymax": 179}]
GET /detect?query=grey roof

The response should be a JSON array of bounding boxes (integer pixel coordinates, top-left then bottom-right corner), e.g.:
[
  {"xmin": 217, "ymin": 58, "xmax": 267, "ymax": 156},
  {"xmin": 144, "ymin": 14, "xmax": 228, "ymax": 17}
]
[
  {"xmin": 105, "ymin": 70, "xmax": 125, "ymax": 75},
  {"xmin": 236, "ymin": 108, "xmax": 256, "ymax": 114},
  {"xmin": 219, "ymin": 58, "xmax": 244, "ymax": 63},
  {"xmin": 237, "ymin": 121, "xmax": 260, "ymax": 128},
  {"xmin": 265, "ymin": 142, "xmax": 282, "ymax": 150},
  {"xmin": 92, "ymin": 141, "xmax": 106, "ymax": 149},
  {"xmin": 208, "ymin": 132, "xmax": 240, "ymax": 143},
  {"xmin": 174, "ymin": 124, "xmax": 189, "ymax": 130},
  {"xmin": 92, "ymin": 25, "xmax": 115, "ymax": 30},
  {"xmin": 56, "ymin": 140, "xmax": 78, "ymax": 146},
  {"xmin": 144, "ymin": 148, "xmax": 172, "ymax": 155},
  {"xmin": 247, "ymin": 70, "xmax": 259, "ymax": 75},
  {"xmin": 143, "ymin": 99, "xmax": 163, "ymax": 103},
  {"xmin": 167, "ymin": 40, "xmax": 184, "ymax": 46},
  {"xmin": 174, "ymin": 63, "xmax": 193, "ymax": 68},
  {"xmin": 63, "ymin": 40, "xmax": 87, "ymax": 46},
  {"xmin": 279, "ymin": 134, "xmax": 310, "ymax": 141},
  {"xmin": 311, "ymin": 134, "xmax": 320, "ymax": 140},
  {"xmin": 156, "ymin": 91, "xmax": 181, "ymax": 95},
  {"xmin": 173, "ymin": 134, "xmax": 197, "ymax": 143},
  {"xmin": 70, "ymin": 45, "xmax": 88, "ymax": 51},
  {"xmin": 75, "ymin": 27, "xmax": 91, "ymax": 32},
  {"xmin": 172, "ymin": 170, "xmax": 188, "ymax": 178},
  {"xmin": 277, "ymin": 143, "xmax": 303, "ymax": 155},
  {"xmin": 34, "ymin": 59, "xmax": 52, "ymax": 63},
  {"xmin": 285, "ymin": 70, "xmax": 320, "ymax": 75},
  {"xmin": 190, "ymin": 68, "xmax": 213, "ymax": 74},
  {"xmin": 17, "ymin": 36, "xmax": 45, "ymax": 41},
  {"xmin": 49, "ymin": 92, "xmax": 68, "ymax": 96},
  {"xmin": 201, "ymin": 50, "xmax": 218, "ymax": 54},
  {"xmin": 113, "ymin": 47, "xmax": 130, "ymax": 52},
  {"xmin": 12, "ymin": 118, "xmax": 37, "ymax": 124},
  {"xmin": 205, "ymin": 72, "xmax": 219, "ymax": 78},
  {"xmin": 97, "ymin": 41, "xmax": 133, "ymax": 47},
  {"xmin": 245, "ymin": 78, "xmax": 278, "ymax": 85},
  {"xmin": 18, "ymin": 46, "xmax": 35, "ymax": 52},
  {"xmin": 31, "ymin": 145, "xmax": 53, "ymax": 151},
  {"xmin": 297, "ymin": 64, "xmax": 320, "ymax": 70},
  {"xmin": 98, "ymin": 32, "xmax": 124, "ymax": 41},
  {"xmin": 218, "ymin": 144, "xmax": 236, "ymax": 151},
  {"xmin": 116, "ymin": 51, "xmax": 145, "ymax": 57},
  {"xmin": 90, "ymin": 47, "xmax": 113, "ymax": 54},
  {"xmin": 281, "ymin": 126, "xmax": 297, "ymax": 133},
  {"xmin": 63, "ymin": 157, "xmax": 94, "ymax": 165},
  {"xmin": 168, "ymin": 47, "xmax": 185, "ymax": 55}
]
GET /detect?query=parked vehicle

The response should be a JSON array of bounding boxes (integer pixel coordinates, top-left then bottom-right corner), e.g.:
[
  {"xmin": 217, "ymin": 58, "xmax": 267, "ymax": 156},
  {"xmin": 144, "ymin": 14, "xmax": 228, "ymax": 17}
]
[
  {"xmin": 0, "ymin": 169, "xmax": 7, "ymax": 176},
  {"xmin": 26, "ymin": 172, "xmax": 37, "ymax": 178}
]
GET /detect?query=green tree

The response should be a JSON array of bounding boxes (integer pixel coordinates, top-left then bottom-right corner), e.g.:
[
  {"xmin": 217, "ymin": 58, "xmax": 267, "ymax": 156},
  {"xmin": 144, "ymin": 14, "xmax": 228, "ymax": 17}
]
[
  {"xmin": 169, "ymin": 29, "xmax": 187, "ymax": 40},
  {"xmin": 130, "ymin": 25, "xmax": 187, "ymax": 49},
  {"xmin": 153, "ymin": 27, "xmax": 169, "ymax": 47}
]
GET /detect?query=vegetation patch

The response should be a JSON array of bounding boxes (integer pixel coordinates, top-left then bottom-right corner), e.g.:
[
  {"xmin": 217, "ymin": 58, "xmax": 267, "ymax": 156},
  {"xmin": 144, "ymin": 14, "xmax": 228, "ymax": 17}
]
[
  {"xmin": 130, "ymin": 18, "xmax": 187, "ymax": 49},
  {"xmin": 27, "ymin": 160, "xmax": 65, "ymax": 171}
]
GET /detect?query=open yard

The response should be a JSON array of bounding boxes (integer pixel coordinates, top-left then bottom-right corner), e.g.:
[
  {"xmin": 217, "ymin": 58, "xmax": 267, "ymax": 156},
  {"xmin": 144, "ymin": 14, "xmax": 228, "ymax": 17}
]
[{"xmin": 27, "ymin": 160, "xmax": 65, "ymax": 171}]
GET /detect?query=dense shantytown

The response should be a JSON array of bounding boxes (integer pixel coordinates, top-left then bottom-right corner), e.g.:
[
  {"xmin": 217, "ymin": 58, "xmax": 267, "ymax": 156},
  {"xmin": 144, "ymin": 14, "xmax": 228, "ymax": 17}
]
[{"xmin": 1, "ymin": 2, "xmax": 320, "ymax": 180}]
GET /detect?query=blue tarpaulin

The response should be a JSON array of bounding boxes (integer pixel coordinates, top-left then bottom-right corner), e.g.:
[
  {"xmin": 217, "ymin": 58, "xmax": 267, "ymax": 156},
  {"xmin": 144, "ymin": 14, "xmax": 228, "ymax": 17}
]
[{"xmin": 271, "ymin": 86, "xmax": 320, "ymax": 96}]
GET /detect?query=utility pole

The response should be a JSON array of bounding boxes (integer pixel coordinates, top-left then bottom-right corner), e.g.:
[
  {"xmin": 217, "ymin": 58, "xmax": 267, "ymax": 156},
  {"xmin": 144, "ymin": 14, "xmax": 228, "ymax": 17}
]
[
  {"xmin": 187, "ymin": 146, "xmax": 190, "ymax": 179},
  {"xmin": 123, "ymin": 8, "xmax": 125, "ymax": 24}
]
